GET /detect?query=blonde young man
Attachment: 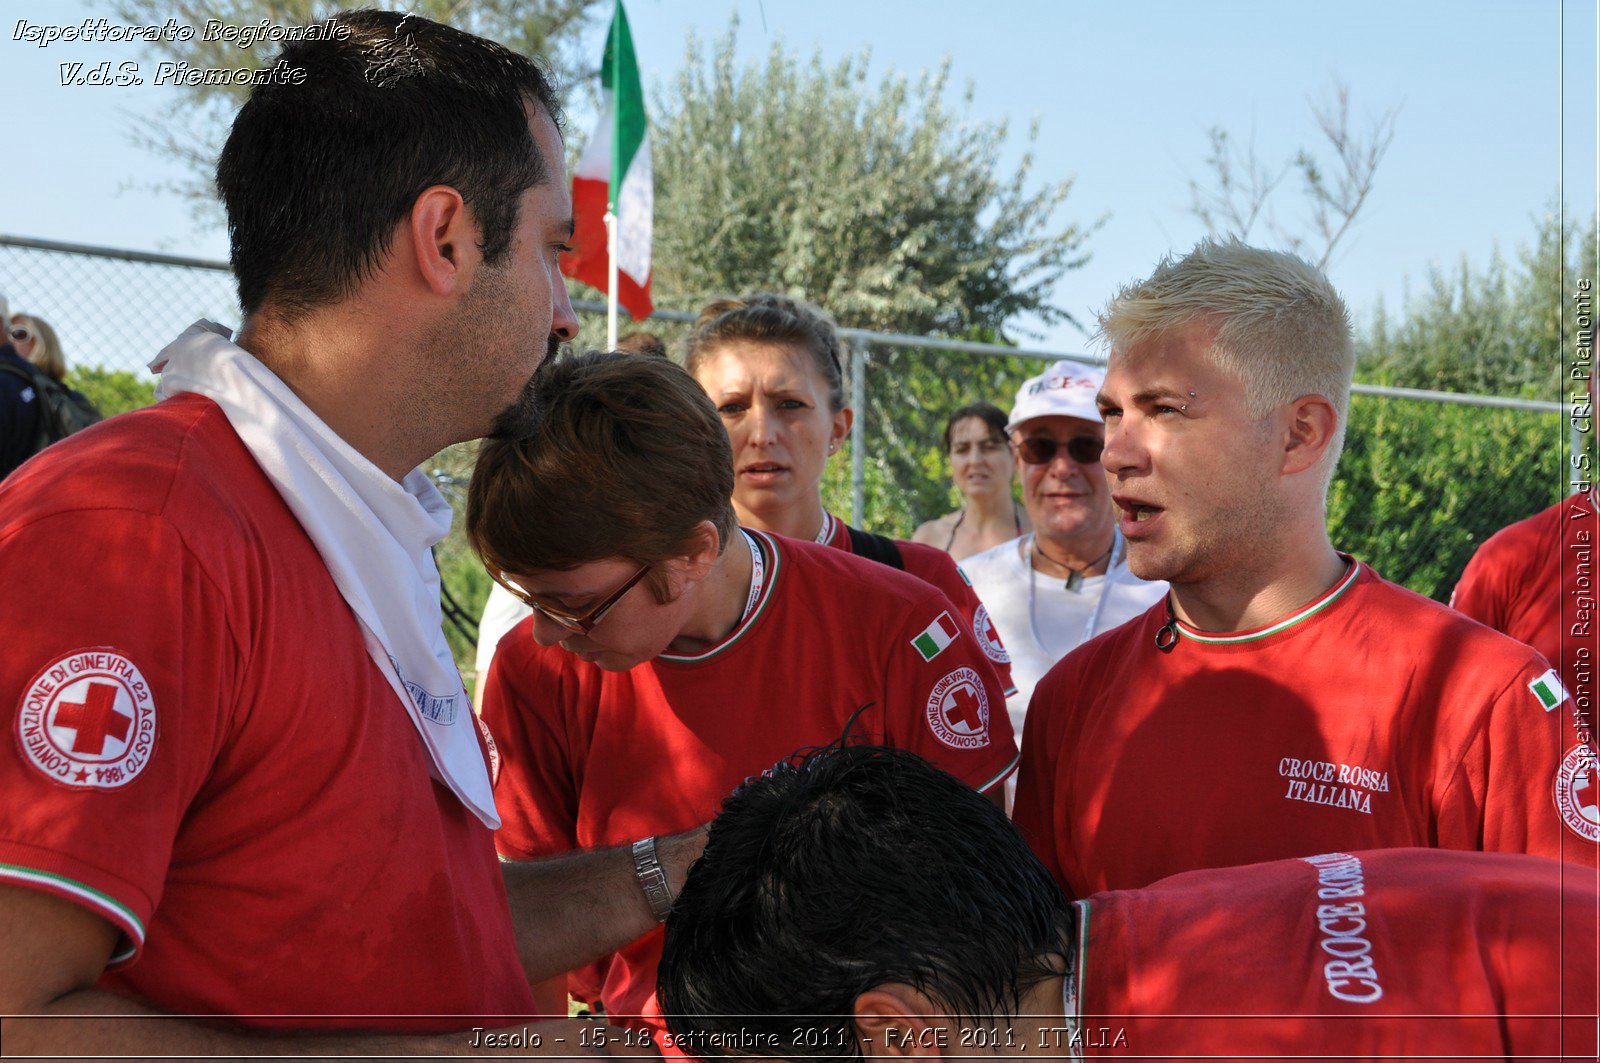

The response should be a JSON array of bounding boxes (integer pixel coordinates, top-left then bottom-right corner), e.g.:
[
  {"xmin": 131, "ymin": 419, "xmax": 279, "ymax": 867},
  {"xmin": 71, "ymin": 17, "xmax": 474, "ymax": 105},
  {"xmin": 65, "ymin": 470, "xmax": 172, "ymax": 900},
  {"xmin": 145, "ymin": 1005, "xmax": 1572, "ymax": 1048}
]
[{"xmin": 1013, "ymin": 240, "xmax": 1597, "ymax": 899}]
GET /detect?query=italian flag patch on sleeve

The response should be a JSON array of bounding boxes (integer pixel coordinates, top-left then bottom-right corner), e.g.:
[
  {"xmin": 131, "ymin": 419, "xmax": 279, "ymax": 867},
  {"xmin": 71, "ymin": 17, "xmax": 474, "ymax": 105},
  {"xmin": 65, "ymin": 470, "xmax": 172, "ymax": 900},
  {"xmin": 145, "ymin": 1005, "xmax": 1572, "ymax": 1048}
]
[
  {"xmin": 1528, "ymin": 668, "xmax": 1569, "ymax": 711},
  {"xmin": 912, "ymin": 612, "xmax": 960, "ymax": 662}
]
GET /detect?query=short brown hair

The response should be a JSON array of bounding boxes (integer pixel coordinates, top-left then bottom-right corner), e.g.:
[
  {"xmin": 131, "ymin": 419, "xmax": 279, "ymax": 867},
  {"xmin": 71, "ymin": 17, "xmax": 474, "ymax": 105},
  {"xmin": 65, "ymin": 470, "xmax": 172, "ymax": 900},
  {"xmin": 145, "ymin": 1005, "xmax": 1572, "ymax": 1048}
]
[
  {"xmin": 684, "ymin": 293, "xmax": 846, "ymax": 411},
  {"xmin": 615, "ymin": 331, "xmax": 668, "ymax": 358},
  {"xmin": 468, "ymin": 352, "xmax": 739, "ymax": 600}
]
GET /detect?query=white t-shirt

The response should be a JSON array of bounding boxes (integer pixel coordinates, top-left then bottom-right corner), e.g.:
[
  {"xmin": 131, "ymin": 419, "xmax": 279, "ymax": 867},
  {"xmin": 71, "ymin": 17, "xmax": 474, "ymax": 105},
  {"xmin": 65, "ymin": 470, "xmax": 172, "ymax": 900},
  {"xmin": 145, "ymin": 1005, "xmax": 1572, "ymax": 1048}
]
[
  {"xmin": 960, "ymin": 533, "xmax": 1168, "ymax": 742},
  {"xmin": 474, "ymin": 582, "xmax": 533, "ymax": 695}
]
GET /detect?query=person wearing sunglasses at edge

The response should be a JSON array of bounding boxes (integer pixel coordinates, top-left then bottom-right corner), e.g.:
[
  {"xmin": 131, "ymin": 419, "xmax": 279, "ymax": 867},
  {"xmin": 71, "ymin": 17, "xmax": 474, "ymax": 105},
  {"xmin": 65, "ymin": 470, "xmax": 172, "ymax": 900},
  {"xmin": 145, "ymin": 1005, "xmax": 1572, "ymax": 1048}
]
[
  {"xmin": 956, "ymin": 361, "xmax": 1167, "ymax": 745},
  {"xmin": 1012, "ymin": 240, "xmax": 1598, "ymax": 908},
  {"xmin": 469, "ymin": 351, "xmax": 1019, "ymax": 1042},
  {"xmin": 0, "ymin": 292, "xmax": 45, "ymax": 483},
  {"xmin": 473, "ymin": 294, "xmax": 1020, "ymax": 706}
]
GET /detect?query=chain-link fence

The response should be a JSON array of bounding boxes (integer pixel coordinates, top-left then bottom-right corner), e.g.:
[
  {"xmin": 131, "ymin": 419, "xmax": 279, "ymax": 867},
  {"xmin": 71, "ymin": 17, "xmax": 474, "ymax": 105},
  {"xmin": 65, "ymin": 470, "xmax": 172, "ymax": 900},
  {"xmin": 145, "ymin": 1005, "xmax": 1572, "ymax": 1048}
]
[{"xmin": 2, "ymin": 234, "xmax": 1575, "ymax": 674}]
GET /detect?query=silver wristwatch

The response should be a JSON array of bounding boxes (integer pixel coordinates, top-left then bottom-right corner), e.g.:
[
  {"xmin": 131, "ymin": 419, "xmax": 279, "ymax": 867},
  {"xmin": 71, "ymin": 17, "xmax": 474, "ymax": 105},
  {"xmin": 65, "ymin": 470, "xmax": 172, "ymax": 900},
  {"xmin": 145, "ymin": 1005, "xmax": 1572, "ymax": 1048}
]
[{"xmin": 631, "ymin": 836, "xmax": 675, "ymax": 922}]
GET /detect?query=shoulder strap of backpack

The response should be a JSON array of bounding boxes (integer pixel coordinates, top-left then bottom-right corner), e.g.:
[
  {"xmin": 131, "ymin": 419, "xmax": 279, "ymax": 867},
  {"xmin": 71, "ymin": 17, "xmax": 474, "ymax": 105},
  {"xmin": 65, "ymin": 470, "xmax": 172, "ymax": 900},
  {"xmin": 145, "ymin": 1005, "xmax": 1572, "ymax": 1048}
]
[
  {"xmin": 0, "ymin": 361, "xmax": 63, "ymax": 447},
  {"xmin": 844, "ymin": 524, "xmax": 906, "ymax": 571}
]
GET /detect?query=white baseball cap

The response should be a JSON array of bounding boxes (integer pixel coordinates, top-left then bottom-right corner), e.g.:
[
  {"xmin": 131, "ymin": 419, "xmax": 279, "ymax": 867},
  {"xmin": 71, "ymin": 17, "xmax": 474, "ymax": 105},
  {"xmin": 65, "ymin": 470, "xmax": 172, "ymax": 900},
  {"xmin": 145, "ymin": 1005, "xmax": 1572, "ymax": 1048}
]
[{"xmin": 1006, "ymin": 359, "xmax": 1105, "ymax": 432}]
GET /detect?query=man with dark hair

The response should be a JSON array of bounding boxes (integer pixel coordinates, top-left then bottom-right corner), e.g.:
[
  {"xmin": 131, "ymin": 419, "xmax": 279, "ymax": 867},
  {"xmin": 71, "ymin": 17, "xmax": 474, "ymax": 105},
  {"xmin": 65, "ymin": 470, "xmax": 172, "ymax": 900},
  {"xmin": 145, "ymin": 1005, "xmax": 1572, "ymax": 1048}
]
[
  {"xmin": 471, "ymin": 353, "xmax": 1017, "ymax": 1036},
  {"xmin": 0, "ymin": 12, "xmax": 661, "ymax": 1054},
  {"xmin": 659, "ymin": 744, "xmax": 1597, "ymax": 1061}
]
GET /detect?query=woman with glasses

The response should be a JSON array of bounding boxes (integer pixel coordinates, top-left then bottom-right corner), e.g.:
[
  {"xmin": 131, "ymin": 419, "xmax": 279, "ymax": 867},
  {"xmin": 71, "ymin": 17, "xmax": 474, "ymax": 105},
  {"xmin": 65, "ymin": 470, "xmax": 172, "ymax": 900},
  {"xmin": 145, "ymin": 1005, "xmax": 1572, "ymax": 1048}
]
[
  {"xmin": 958, "ymin": 359, "xmax": 1168, "ymax": 740},
  {"xmin": 472, "ymin": 298, "xmax": 1020, "ymax": 699},
  {"xmin": 910, "ymin": 403, "xmax": 1032, "ymax": 561},
  {"xmin": 468, "ymin": 352, "xmax": 1019, "ymax": 1035},
  {"xmin": 683, "ymin": 293, "xmax": 1017, "ymax": 692}
]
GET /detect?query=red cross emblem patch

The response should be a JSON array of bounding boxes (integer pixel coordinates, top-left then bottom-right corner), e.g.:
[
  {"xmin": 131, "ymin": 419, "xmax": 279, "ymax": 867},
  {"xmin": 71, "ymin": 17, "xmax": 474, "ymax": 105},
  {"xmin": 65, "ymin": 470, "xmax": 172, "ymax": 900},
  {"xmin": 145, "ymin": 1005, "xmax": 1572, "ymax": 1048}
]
[
  {"xmin": 1554, "ymin": 744, "xmax": 1600, "ymax": 843},
  {"xmin": 15, "ymin": 649, "xmax": 157, "ymax": 790},
  {"xmin": 925, "ymin": 666, "xmax": 990, "ymax": 750},
  {"xmin": 972, "ymin": 605, "xmax": 1010, "ymax": 665}
]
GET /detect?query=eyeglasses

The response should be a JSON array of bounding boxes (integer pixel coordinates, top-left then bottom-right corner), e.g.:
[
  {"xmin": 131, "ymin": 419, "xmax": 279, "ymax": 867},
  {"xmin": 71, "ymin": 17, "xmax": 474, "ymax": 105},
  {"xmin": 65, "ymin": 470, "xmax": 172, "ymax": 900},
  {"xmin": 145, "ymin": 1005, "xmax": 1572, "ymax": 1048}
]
[
  {"xmin": 494, "ymin": 562, "xmax": 652, "ymax": 635},
  {"xmin": 1012, "ymin": 436, "xmax": 1104, "ymax": 466}
]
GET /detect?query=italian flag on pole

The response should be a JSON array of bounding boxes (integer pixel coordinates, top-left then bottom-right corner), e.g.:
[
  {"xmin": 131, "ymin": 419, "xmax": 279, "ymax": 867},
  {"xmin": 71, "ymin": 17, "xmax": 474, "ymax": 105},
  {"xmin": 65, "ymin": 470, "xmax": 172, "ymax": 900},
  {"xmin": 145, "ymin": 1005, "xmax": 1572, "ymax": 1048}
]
[{"xmin": 562, "ymin": 0, "xmax": 653, "ymax": 325}]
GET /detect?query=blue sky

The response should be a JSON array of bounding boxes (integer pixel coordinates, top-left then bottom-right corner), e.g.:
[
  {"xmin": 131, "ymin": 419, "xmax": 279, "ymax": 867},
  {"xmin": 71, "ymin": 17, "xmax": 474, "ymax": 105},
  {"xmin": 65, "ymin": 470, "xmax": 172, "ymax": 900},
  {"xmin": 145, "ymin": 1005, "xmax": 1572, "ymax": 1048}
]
[{"xmin": 1, "ymin": 0, "xmax": 1595, "ymax": 353}]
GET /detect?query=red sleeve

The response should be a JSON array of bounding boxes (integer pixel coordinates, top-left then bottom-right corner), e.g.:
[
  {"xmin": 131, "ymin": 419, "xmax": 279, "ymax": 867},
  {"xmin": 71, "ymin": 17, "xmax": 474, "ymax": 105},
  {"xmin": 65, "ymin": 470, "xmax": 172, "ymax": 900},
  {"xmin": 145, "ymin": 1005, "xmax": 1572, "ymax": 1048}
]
[
  {"xmin": 898, "ymin": 541, "xmax": 1017, "ymax": 696},
  {"xmin": 879, "ymin": 590, "xmax": 1019, "ymax": 795},
  {"xmin": 1435, "ymin": 658, "xmax": 1598, "ymax": 868},
  {"xmin": 1448, "ymin": 537, "xmax": 1509, "ymax": 631},
  {"xmin": 0, "ymin": 510, "xmax": 236, "ymax": 965},
  {"xmin": 479, "ymin": 625, "xmax": 582, "ymax": 860},
  {"xmin": 1011, "ymin": 661, "xmax": 1074, "ymax": 896}
]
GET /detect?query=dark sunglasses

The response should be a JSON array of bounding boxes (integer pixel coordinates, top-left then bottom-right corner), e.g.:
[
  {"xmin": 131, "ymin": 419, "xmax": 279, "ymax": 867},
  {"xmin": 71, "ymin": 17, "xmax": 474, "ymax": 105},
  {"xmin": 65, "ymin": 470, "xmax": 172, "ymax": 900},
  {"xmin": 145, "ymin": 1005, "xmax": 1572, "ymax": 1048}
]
[
  {"xmin": 1012, "ymin": 436, "xmax": 1104, "ymax": 466},
  {"xmin": 494, "ymin": 562, "xmax": 652, "ymax": 635}
]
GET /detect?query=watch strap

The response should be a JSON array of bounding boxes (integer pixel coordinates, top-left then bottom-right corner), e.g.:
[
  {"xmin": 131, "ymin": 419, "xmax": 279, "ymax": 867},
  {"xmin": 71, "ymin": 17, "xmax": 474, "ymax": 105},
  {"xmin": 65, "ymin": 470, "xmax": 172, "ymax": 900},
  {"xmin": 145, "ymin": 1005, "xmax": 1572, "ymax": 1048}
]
[{"xmin": 632, "ymin": 836, "xmax": 675, "ymax": 922}]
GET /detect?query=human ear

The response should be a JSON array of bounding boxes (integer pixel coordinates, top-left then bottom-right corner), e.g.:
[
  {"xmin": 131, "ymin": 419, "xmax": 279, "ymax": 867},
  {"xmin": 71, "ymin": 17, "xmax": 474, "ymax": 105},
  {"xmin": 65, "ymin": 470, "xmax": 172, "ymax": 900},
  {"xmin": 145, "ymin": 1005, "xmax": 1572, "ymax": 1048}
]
[
  {"xmin": 1281, "ymin": 394, "xmax": 1338, "ymax": 476},
  {"xmin": 828, "ymin": 407, "xmax": 854, "ymax": 457},
  {"xmin": 853, "ymin": 985, "xmax": 951, "ymax": 1059},
  {"xmin": 673, "ymin": 520, "xmax": 726, "ymax": 586},
  {"xmin": 407, "ymin": 186, "xmax": 474, "ymax": 297}
]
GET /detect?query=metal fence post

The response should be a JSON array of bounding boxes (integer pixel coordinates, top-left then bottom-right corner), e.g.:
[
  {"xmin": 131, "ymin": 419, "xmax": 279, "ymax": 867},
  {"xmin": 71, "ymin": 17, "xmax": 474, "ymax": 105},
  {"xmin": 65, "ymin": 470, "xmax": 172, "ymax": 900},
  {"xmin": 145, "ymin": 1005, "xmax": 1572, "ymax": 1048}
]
[{"xmin": 850, "ymin": 338, "xmax": 866, "ymax": 525}]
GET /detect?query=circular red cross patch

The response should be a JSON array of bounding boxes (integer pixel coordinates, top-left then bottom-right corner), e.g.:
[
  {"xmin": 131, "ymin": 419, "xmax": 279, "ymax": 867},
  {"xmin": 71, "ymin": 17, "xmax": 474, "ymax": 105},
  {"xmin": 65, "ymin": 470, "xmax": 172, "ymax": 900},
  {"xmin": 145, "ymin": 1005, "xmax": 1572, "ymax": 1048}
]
[
  {"xmin": 15, "ymin": 649, "xmax": 157, "ymax": 790},
  {"xmin": 973, "ymin": 605, "xmax": 1011, "ymax": 665},
  {"xmin": 1553, "ymin": 743, "xmax": 1599, "ymax": 843},
  {"xmin": 926, "ymin": 666, "xmax": 991, "ymax": 750}
]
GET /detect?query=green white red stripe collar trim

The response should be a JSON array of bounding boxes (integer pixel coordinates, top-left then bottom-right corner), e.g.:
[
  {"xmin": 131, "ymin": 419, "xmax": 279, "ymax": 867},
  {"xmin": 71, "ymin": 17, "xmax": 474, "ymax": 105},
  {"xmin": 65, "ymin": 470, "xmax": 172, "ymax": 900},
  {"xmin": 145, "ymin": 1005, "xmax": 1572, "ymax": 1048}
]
[
  {"xmin": 821, "ymin": 510, "xmax": 846, "ymax": 547},
  {"xmin": 658, "ymin": 530, "xmax": 781, "ymax": 664},
  {"xmin": 1175, "ymin": 559, "xmax": 1361, "ymax": 645},
  {"xmin": 0, "ymin": 862, "xmax": 144, "ymax": 964}
]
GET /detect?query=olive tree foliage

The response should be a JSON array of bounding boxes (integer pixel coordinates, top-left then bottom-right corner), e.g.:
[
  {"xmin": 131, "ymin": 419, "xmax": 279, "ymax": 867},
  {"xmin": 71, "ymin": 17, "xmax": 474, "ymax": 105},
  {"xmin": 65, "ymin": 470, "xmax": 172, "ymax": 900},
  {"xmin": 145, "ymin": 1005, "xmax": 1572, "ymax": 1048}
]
[
  {"xmin": 646, "ymin": 27, "xmax": 1097, "ymax": 337},
  {"xmin": 1360, "ymin": 202, "xmax": 1597, "ymax": 400},
  {"xmin": 108, "ymin": 0, "xmax": 604, "ymax": 225},
  {"xmin": 633, "ymin": 26, "xmax": 1100, "ymax": 534},
  {"xmin": 1189, "ymin": 79, "xmax": 1399, "ymax": 270},
  {"xmin": 1327, "ymin": 202, "xmax": 1596, "ymax": 599}
]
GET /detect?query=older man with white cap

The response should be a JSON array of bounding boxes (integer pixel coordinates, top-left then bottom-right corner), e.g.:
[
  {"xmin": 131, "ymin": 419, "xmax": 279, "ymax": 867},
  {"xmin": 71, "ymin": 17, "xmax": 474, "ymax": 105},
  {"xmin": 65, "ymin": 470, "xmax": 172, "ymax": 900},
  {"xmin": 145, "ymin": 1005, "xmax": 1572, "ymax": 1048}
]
[{"xmin": 959, "ymin": 359, "xmax": 1167, "ymax": 740}]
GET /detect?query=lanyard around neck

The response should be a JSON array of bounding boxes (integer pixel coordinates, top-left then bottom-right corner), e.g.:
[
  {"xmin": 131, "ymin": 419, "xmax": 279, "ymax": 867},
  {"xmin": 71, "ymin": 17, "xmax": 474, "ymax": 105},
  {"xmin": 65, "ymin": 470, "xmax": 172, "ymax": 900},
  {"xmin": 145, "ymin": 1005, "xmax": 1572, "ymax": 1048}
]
[{"xmin": 1027, "ymin": 528, "xmax": 1124, "ymax": 655}]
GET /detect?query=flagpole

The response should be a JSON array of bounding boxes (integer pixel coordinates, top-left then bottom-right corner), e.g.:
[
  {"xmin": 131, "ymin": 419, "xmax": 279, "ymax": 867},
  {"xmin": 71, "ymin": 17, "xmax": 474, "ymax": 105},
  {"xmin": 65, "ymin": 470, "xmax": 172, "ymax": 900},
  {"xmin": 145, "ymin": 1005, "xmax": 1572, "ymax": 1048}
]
[
  {"xmin": 605, "ymin": 209, "xmax": 619, "ymax": 350},
  {"xmin": 605, "ymin": 0, "xmax": 622, "ymax": 351}
]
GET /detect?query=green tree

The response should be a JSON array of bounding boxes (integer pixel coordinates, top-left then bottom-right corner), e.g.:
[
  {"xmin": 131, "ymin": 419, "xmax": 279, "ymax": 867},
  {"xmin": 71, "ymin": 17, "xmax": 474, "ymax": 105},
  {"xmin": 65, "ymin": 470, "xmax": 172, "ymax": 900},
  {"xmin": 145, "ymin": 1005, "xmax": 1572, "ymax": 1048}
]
[
  {"xmin": 68, "ymin": 366, "xmax": 156, "ymax": 417},
  {"xmin": 645, "ymin": 27, "xmax": 1096, "ymax": 336},
  {"xmin": 1359, "ymin": 202, "xmax": 1597, "ymax": 400},
  {"xmin": 108, "ymin": 0, "xmax": 605, "ymax": 224},
  {"xmin": 1328, "ymin": 200, "xmax": 1596, "ymax": 599},
  {"xmin": 1327, "ymin": 399, "xmax": 1564, "ymax": 600}
]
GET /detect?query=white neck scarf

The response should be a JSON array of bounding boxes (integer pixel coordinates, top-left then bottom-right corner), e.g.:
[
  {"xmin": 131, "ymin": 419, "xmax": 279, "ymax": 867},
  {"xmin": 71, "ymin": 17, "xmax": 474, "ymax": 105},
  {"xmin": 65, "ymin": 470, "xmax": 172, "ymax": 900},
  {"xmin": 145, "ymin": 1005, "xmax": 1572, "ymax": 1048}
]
[{"xmin": 151, "ymin": 321, "xmax": 498, "ymax": 828}]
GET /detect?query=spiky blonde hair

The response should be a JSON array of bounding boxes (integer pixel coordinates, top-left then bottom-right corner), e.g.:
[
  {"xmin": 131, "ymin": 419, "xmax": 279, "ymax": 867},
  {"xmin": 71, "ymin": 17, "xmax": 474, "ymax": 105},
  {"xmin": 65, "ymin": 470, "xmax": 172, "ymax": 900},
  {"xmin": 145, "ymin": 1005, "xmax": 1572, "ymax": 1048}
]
[{"xmin": 1099, "ymin": 239, "xmax": 1355, "ymax": 487}]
